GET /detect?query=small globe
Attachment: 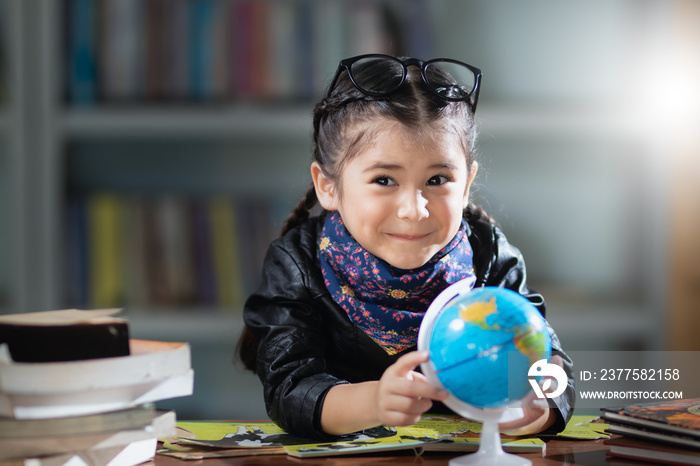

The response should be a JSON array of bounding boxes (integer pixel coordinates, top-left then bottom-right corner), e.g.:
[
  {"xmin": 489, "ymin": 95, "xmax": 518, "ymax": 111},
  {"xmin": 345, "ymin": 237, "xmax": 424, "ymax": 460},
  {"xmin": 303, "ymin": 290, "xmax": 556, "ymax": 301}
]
[{"xmin": 420, "ymin": 286, "xmax": 551, "ymax": 410}]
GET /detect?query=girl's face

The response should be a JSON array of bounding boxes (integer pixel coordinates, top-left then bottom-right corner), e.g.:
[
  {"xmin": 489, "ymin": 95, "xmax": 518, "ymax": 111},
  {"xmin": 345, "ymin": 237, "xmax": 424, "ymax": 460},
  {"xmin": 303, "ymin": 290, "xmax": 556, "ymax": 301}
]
[{"xmin": 313, "ymin": 123, "xmax": 477, "ymax": 270}]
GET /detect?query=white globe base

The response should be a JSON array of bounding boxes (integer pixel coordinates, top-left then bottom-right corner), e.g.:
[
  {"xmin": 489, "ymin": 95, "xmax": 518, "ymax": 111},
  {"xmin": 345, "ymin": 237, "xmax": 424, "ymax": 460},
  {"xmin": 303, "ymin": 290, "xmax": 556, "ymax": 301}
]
[
  {"xmin": 448, "ymin": 414, "xmax": 531, "ymax": 466},
  {"xmin": 417, "ymin": 281, "xmax": 536, "ymax": 466}
]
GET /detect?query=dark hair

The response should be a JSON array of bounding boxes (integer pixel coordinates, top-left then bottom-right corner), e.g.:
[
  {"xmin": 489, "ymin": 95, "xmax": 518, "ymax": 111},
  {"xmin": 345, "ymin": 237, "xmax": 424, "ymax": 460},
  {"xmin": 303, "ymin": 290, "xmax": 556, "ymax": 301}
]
[
  {"xmin": 238, "ymin": 58, "xmax": 492, "ymax": 371},
  {"xmin": 282, "ymin": 58, "xmax": 491, "ymax": 235}
]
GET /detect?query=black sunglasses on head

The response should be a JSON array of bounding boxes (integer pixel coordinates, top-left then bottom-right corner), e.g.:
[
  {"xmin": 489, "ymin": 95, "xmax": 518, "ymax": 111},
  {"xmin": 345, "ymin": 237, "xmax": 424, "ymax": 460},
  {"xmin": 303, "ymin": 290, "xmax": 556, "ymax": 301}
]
[{"xmin": 326, "ymin": 54, "xmax": 483, "ymax": 113}]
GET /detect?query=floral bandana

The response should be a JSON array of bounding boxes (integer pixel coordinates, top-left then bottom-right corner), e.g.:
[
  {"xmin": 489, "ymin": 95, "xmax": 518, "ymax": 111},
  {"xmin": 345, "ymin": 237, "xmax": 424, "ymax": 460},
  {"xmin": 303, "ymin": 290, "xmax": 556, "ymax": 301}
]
[{"xmin": 319, "ymin": 211, "xmax": 476, "ymax": 355}]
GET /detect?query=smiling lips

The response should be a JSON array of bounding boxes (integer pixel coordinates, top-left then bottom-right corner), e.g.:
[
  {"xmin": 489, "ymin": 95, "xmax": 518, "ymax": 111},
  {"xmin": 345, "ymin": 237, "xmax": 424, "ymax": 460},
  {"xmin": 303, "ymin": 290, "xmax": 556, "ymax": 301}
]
[{"xmin": 388, "ymin": 232, "xmax": 431, "ymax": 241}]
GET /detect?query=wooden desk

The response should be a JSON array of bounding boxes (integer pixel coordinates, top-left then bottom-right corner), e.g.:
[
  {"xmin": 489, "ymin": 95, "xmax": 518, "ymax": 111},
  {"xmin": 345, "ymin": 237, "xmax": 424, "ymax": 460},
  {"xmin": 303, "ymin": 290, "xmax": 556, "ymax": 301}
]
[{"xmin": 151, "ymin": 437, "xmax": 625, "ymax": 465}]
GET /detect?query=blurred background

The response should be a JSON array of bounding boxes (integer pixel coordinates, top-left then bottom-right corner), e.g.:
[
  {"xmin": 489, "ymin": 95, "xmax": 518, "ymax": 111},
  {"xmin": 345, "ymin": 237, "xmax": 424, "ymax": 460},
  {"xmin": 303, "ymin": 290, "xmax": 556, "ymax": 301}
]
[{"xmin": 0, "ymin": 0, "xmax": 698, "ymax": 419}]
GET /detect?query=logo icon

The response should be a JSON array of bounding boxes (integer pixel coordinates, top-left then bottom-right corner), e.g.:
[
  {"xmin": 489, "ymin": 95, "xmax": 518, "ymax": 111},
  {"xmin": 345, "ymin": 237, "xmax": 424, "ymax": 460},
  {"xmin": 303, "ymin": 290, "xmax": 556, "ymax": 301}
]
[{"xmin": 528, "ymin": 359, "xmax": 567, "ymax": 399}]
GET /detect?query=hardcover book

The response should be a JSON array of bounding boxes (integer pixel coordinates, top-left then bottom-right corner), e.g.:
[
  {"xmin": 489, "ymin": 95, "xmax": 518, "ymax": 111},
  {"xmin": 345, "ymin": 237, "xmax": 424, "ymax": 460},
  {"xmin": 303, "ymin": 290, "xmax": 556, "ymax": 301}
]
[
  {"xmin": 0, "ymin": 308, "xmax": 129, "ymax": 362},
  {"xmin": 601, "ymin": 398, "xmax": 700, "ymax": 439},
  {"xmin": 605, "ymin": 436, "xmax": 700, "ymax": 465}
]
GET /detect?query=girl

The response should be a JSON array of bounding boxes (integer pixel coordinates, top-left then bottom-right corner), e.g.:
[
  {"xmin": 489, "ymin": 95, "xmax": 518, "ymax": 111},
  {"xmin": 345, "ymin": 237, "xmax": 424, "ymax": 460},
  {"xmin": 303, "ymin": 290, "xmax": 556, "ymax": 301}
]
[{"xmin": 239, "ymin": 54, "xmax": 574, "ymax": 439}]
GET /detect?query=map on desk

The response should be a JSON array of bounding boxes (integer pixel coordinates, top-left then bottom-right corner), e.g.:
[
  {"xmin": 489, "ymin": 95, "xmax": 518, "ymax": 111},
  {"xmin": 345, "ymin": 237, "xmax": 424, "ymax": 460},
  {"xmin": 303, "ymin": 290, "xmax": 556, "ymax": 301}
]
[{"xmin": 162, "ymin": 414, "xmax": 545, "ymax": 458}]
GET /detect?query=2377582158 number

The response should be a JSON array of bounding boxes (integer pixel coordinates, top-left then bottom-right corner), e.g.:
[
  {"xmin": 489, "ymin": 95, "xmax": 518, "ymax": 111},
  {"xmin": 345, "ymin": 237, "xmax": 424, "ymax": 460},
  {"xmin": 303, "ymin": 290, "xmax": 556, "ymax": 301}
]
[{"xmin": 599, "ymin": 368, "xmax": 680, "ymax": 381}]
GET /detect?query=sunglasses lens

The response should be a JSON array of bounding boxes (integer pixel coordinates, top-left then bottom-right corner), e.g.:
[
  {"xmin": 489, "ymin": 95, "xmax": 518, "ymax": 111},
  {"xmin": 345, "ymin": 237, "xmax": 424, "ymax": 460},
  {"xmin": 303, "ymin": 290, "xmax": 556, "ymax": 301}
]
[
  {"xmin": 349, "ymin": 56, "xmax": 405, "ymax": 95},
  {"xmin": 424, "ymin": 60, "xmax": 476, "ymax": 100}
]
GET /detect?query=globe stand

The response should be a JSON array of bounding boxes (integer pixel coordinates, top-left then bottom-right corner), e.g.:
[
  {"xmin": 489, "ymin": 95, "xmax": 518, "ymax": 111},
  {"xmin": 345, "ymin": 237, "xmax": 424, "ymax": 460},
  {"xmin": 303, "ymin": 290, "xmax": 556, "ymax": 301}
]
[
  {"xmin": 417, "ymin": 281, "xmax": 538, "ymax": 466},
  {"xmin": 446, "ymin": 405, "xmax": 531, "ymax": 466}
]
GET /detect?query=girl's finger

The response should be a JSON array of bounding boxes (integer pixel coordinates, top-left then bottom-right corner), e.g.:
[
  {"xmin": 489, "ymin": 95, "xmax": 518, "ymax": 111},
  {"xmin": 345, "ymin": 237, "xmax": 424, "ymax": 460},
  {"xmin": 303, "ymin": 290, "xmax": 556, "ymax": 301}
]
[{"xmin": 391, "ymin": 351, "xmax": 431, "ymax": 378}]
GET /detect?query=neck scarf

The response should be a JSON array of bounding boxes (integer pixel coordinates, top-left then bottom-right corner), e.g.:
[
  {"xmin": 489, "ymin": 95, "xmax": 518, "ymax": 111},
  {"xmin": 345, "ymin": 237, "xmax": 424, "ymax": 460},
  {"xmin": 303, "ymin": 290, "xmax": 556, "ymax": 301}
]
[{"xmin": 319, "ymin": 211, "xmax": 476, "ymax": 355}]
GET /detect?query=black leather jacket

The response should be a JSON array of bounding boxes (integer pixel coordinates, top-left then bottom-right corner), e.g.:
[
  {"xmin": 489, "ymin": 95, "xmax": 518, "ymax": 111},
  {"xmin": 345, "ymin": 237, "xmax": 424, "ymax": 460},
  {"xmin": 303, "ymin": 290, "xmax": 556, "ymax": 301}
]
[{"xmin": 243, "ymin": 215, "xmax": 575, "ymax": 439}]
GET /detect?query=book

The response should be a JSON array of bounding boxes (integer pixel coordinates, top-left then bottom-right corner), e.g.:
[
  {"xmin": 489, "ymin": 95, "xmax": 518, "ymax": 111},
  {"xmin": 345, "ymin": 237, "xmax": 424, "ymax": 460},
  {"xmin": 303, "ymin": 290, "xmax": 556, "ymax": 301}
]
[
  {"xmin": 606, "ymin": 422, "xmax": 700, "ymax": 451},
  {"xmin": 540, "ymin": 415, "xmax": 610, "ymax": 440},
  {"xmin": 10, "ymin": 438, "xmax": 158, "ymax": 466},
  {"xmin": 0, "ymin": 339, "xmax": 193, "ymax": 419},
  {"xmin": 605, "ymin": 436, "xmax": 700, "ymax": 465},
  {"xmin": 66, "ymin": 0, "xmax": 97, "ymax": 105},
  {"xmin": 0, "ymin": 409, "xmax": 175, "ymax": 462},
  {"xmin": 0, "ymin": 405, "xmax": 157, "ymax": 438},
  {"xmin": 208, "ymin": 196, "xmax": 243, "ymax": 309},
  {"xmin": 0, "ymin": 309, "xmax": 129, "ymax": 362},
  {"xmin": 159, "ymin": 414, "xmax": 545, "ymax": 459},
  {"xmin": 601, "ymin": 398, "xmax": 700, "ymax": 440},
  {"xmin": 88, "ymin": 192, "xmax": 126, "ymax": 308}
]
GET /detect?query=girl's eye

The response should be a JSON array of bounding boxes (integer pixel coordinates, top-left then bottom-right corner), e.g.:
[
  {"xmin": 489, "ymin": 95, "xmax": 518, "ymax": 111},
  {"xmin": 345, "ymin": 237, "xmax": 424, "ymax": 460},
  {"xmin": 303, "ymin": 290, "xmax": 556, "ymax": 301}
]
[
  {"xmin": 427, "ymin": 175, "xmax": 450, "ymax": 186},
  {"xmin": 373, "ymin": 176, "xmax": 395, "ymax": 186}
]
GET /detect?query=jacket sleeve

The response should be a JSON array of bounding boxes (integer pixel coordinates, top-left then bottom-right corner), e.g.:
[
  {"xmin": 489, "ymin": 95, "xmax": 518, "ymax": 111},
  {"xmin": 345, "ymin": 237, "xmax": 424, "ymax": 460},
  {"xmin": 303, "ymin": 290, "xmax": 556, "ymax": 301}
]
[
  {"xmin": 470, "ymin": 221, "xmax": 576, "ymax": 434},
  {"xmin": 243, "ymin": 238, "xmax": 346, "ymax": 439}
]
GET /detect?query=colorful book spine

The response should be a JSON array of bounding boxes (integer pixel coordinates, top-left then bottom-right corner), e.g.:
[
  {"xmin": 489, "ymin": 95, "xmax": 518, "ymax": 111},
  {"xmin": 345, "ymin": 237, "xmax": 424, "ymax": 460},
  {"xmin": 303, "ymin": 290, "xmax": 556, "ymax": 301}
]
[
  {"xmin": 67, "ymin": 0, "xmax": 97, "ymax": 105},
  {"xmin": 87, "ymin": 193, "xmax": 125, "ymax": 308},
  {"xmin": 68, "ymin": 193, "xmax": 274, "ymax": 311},
  {"xmin": 68, "ymin": 0, "xmax": 434, "ymax": 104}
]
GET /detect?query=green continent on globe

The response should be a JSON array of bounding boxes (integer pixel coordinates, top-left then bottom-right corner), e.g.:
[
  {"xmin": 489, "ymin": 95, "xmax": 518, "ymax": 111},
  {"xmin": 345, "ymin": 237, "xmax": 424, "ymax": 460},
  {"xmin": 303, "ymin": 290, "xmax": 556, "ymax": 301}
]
[{"xmin": 458, "ymin": 297, "xmax": 547, "ymax": 362}]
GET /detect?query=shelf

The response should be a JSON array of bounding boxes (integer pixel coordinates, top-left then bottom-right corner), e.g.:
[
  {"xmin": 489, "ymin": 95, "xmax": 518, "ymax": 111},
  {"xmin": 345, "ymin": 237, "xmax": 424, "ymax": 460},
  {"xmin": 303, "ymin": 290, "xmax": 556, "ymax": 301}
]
[
  {"xmin": 59, "ymin": 103, "xmax": 654, "ymax": 141},
  {"xmin": 61, "ymin": 104, "xmax": 313, "ymax": 140},
  {"xmin": 477, "ymin": 103, "xmax": 653, "ymax": 138}
]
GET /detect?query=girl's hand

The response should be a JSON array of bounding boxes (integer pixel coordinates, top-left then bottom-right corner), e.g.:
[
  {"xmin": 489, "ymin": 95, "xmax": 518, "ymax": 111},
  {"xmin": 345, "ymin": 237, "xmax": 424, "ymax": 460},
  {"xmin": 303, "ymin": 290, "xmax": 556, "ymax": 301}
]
[
  {"xmin": 374, "ymin": 351, "xmax": 449, "ymax": 427},
  {"xmin": 498, "ymin": 355, "xmax": 564, "ymax": 436}
]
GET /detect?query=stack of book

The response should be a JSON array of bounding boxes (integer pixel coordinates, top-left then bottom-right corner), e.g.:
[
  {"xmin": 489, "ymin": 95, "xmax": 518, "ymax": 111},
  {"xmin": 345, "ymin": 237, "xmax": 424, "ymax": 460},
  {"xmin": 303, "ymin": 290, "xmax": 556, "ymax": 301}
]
[
  {"xmin": 0, "ymin": 309, "xmax": 194, "ymax": 466},
  {"xmin": 602, "ymin": 398, "xmax": 700, "ymax": 465}
]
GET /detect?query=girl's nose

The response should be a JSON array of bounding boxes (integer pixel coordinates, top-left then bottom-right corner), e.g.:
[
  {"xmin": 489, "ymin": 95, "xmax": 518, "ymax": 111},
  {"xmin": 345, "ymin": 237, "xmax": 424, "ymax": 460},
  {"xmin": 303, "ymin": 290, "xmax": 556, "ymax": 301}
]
[{"xmin": 397, "ymin": 190, "xmax": 429, "ymax": 221}]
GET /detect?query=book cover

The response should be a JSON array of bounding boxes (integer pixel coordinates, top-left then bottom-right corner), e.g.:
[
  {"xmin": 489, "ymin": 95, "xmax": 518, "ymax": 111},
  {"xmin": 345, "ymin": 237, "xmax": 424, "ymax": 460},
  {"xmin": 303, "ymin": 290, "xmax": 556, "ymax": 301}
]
[
  {"xmin": 0, "ymin": 308, "xmax": 129, "ymax": 362},
  {"xmin": 605, "ymin": 436, "xmax": 700, "ymax": 465},
  {"xmin": 601, "ymin": 398, "xmax": 700, "ymax": 439},
  {"xmin": 606, "ymin": 422, "xmax": 700, "ymax": 451}
]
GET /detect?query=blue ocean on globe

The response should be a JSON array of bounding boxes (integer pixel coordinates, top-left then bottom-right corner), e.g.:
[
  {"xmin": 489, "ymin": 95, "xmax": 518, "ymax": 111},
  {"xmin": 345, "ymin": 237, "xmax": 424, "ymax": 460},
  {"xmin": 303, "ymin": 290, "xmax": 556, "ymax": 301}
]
[{"xmin": 428, "ymin": 287, "xmax": 551, "ymax": 409}]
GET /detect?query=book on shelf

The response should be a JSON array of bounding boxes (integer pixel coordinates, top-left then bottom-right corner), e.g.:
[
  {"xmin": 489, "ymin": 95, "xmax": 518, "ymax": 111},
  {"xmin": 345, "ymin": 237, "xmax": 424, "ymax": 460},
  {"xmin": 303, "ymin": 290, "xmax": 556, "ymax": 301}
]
[
  {"xmin": 0, "ymin": 308, "xmax": 129, "ymax": 363},
  {"xmin": 157, "ymin": 413, "xmax": 545, "ymax": 460},
  {"xmin": 604, "ymin": 436, "xmax": 700, "ymax": 465},
  {"xmin": 66, "ymin": 0, "xmax": 97, "ymax": 105},
  {"xmin": 65, "ymin": 0, "xmax": 435, "ymax": 104},
  {"xmin": 66, "ymin": 192, "xmax": 276, "ymax": 311}
]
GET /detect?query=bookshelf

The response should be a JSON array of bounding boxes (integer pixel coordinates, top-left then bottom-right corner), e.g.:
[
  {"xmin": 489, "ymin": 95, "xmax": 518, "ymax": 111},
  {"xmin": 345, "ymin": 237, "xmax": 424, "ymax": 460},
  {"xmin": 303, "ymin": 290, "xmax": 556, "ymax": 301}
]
[
  {"xmin": 0, "ymin": 0, "xmax": 21, "ymax": 316},
  {"xmin": 4, "ymin": 0, "xmax": 690, "ymax": 417}
]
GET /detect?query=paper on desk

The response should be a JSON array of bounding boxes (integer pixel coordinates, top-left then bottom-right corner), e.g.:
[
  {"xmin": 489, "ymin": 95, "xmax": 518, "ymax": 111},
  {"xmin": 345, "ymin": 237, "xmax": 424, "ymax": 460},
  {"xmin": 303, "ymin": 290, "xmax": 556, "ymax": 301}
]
[{"xmin": 547, "ymin": 415, "xmax": 610, "ymax": 440}]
